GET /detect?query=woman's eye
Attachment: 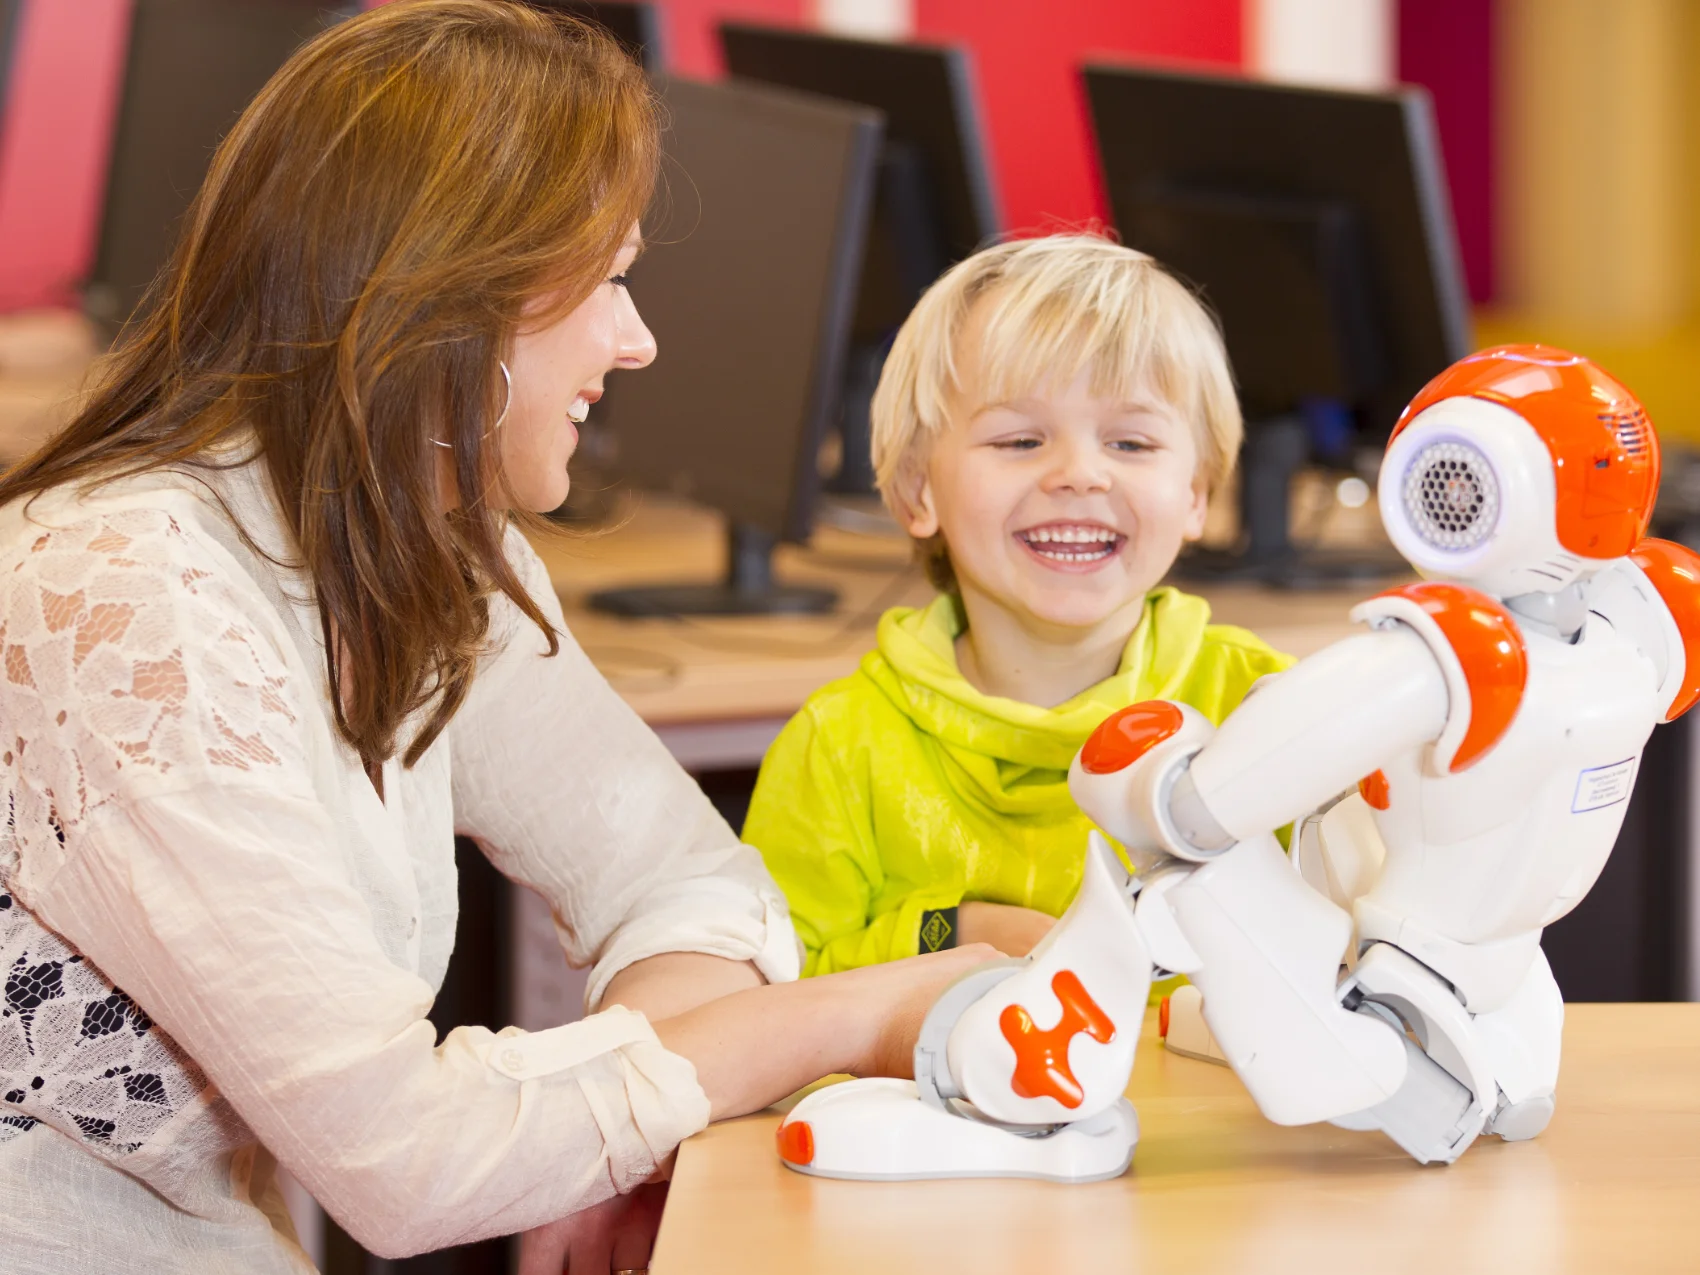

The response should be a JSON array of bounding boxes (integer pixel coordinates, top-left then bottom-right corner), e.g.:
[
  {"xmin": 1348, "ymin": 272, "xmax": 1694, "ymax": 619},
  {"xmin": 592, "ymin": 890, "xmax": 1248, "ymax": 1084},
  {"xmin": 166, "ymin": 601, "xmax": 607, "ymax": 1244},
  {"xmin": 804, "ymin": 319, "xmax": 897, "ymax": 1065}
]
[{"xmin": 608, "ymin": 273, "xmax": 630, "ymax": 289}]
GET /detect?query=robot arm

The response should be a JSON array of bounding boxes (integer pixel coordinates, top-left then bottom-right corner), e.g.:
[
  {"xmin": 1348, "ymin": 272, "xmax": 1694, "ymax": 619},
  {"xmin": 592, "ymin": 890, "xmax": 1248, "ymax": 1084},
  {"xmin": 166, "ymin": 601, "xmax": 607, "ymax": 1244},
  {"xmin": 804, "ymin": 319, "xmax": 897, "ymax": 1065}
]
[
  {"xmin": 1072, "ymin": 624, "xmax": 1449, "ymax": 860},
  {"xmin": 1588, "ymin": 537, "xmax": 1700, "ymax": 722}
]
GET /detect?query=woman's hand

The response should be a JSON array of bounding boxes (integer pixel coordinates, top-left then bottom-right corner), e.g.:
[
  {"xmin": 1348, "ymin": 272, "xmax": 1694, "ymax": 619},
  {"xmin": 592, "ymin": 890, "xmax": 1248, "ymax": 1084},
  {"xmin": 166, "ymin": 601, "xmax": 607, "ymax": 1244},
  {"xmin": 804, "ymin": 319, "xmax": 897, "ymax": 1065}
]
[
  {"xmin": 516, "ymin": 1180, "xmax": 668, "ymax": 1275},
  {"xmin": 956, "ymin": 901, "xmax": 1057, "ymax": 959},
  {"xmin": 854, "ymin": 944, "xmax": 1006, "ymax": 1079}
]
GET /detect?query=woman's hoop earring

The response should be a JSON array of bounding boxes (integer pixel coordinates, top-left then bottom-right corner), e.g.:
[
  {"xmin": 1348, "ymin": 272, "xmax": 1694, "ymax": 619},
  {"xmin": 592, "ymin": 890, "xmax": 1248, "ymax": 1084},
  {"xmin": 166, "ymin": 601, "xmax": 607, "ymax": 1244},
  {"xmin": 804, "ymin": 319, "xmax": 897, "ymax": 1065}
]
[{"xmin": 431, "ymin": 360, "xmax": 512, "ymax": 450}]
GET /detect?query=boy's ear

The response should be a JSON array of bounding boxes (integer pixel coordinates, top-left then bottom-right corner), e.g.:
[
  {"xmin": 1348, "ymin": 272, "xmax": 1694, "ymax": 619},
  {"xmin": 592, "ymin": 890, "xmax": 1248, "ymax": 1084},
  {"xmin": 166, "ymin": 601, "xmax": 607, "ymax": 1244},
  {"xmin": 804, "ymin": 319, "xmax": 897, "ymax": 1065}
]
[
  {"xmin": 1182, "ymin": 481, "xmax": 1210, "ymax": 543},
  {"xmin": 898, "ymin": 470, "xmax": 940, "ymax": 539}
]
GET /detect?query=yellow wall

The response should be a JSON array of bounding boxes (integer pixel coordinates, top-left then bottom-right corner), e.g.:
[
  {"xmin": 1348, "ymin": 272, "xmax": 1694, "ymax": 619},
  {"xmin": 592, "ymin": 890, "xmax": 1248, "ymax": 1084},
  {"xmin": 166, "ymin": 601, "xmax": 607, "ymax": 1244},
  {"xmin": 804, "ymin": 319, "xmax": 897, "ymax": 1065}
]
[{"xmin": 1482, "ymin": 0, "xmax": 1700, "ymax": 442}]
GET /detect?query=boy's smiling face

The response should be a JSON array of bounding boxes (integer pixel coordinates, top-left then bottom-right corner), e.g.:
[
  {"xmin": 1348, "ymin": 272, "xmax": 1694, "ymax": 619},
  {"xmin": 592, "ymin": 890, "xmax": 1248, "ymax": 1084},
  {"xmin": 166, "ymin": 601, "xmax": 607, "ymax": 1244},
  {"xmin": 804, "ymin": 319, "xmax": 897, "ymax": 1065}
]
[{"xmin": 900, "ymin": 307, "xmax": 1209, "ymax": 639}]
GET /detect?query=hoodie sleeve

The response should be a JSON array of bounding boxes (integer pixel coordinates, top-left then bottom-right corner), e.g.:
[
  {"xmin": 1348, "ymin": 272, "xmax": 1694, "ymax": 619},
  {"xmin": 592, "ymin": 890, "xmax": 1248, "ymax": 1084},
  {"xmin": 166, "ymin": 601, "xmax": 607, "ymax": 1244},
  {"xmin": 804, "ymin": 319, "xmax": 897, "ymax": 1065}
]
[{"xmin": 744, "ymin": 698, "xmax": 962, "ymax": 975}]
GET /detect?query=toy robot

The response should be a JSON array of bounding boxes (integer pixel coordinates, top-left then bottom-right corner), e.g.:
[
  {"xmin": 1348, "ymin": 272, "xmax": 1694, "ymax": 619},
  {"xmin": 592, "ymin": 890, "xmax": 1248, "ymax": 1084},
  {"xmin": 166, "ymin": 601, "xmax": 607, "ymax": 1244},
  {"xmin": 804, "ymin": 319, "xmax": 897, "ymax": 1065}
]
[{"xmin": 777, "ymin": 346, "xmax": 1700, "ymax": 1180}]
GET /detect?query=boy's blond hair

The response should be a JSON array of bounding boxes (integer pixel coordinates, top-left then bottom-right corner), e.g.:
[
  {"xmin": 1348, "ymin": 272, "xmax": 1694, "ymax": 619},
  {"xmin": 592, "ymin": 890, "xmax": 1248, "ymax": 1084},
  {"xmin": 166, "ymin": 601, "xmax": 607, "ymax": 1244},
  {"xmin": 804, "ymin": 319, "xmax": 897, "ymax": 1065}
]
[{"xmin": 871, "ymin": 233, "xmax": 1242, "ymax": 591}]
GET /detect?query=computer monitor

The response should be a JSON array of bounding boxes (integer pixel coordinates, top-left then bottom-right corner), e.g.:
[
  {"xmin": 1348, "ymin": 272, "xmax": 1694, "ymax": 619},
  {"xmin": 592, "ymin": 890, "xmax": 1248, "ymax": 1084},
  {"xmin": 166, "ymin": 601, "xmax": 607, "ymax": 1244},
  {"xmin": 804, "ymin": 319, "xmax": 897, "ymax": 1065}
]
[
  {"xmin": 0, "ymin": 1, "xmax": 22, "ymax": 119},
  {"xmin": 1084, "ymin": 64, "xmax": 1472, "ymax": 586},
  {"xmin": 719, "ymin": 23, "xmax": 998, "ymax": 492},
  {"xmin": 85, "ymin": 0, "xmax": 350, "ymax": 334},
  {"xmin": 587, "ymin": 75, "xmax": 881, "ymax": 617},
  {"xmin": 520, "ymin": 1, "xmax": 663, "ymax": 72}
]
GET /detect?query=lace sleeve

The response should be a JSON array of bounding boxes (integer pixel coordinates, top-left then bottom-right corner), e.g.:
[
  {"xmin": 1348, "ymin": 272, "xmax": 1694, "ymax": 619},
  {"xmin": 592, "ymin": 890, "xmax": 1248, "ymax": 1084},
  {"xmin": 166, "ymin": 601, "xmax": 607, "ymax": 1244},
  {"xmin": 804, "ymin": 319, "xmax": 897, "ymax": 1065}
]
[{"xmin": 0, "ymin": 506, "xmax": 312, "ymax": 885}]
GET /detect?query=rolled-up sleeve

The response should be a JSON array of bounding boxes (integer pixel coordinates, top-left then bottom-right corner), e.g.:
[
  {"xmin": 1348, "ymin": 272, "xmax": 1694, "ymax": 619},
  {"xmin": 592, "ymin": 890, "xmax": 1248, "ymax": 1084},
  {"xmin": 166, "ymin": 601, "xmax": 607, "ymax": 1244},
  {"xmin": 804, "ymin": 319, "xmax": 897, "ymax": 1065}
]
[{"xmin": 448, "ymin": 531, "xmax": 801, "ymax": 1009}]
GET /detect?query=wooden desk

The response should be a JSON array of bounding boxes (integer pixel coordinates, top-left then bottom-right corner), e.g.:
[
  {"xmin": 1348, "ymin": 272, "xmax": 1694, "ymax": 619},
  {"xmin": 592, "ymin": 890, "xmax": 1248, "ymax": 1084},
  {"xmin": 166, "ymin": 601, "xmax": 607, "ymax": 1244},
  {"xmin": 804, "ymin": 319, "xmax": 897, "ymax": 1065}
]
[
  {"xmin": 532, "ymin": 495, "xmax": 1374, "ymax": 768},
  {"xmin": 0, "ymin": 309, "xmax": 98, "ymax": 461},
  {"xmin": 653, "ymin": 1003, "xmax": 1700, "ymax": 1274}
]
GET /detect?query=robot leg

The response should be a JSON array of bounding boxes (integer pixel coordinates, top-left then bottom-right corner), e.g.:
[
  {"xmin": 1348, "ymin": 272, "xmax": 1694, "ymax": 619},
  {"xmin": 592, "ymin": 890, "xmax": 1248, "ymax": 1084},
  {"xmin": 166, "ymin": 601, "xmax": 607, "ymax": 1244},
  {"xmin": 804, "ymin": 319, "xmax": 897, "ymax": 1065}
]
[
  {"xmin": 1161, "ymin": 833, "xmax": 1410, "ymax": 1126},
  {"xmin": 1473, "ymin": 946, "xmax": 1563, "ymax": 1141},
  {"xmin": 1321, "ymin": 942, "xmax": 1559, "ymax": 1163},
  {"xmin": 1335, "ymin": 943, "xmax": 1492, "ymax": 1163}
]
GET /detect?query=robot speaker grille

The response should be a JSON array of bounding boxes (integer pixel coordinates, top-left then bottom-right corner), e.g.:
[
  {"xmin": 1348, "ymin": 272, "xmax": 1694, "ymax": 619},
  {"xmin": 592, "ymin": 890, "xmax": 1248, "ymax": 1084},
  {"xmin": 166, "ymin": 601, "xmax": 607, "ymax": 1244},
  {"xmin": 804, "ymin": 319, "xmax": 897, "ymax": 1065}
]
[
  {"xmin": 1402, "ymin": 440, "xmax": 1500, "ymax": 551},
  {"xmin": 1601, "ymin": 405, "xmax": 1651, "ymax": 457}
]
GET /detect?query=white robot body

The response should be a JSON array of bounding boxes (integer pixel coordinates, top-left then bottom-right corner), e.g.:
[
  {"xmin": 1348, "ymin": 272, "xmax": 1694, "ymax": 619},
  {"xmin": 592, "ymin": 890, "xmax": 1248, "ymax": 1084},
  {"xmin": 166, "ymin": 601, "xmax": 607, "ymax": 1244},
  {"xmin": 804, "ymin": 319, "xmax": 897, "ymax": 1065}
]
[
  {"xmin": 1356, "ymin": 607, "xmax": 1661, "ymax": 1009},
  {"xmin": 778, "ymin": 347, "xmax": 1700, "ymax": 1180}
]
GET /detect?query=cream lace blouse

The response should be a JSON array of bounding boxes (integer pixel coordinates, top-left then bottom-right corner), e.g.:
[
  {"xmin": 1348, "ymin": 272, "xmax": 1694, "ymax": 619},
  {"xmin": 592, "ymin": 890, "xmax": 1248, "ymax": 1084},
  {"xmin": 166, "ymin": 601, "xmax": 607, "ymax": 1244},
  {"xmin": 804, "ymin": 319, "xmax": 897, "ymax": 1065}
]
[{"xmin": 0, "ymin": 454, "xmax": 799, "ymax": 1272}]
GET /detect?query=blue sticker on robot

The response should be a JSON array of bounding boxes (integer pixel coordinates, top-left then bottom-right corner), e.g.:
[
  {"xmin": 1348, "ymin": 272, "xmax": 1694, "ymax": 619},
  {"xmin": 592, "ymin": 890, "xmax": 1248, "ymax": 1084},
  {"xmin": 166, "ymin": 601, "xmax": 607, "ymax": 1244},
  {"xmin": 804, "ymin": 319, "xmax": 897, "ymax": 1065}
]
[{"xmin": 1571, "ymin": 758, "xmax": 1637, "ymax": 814}]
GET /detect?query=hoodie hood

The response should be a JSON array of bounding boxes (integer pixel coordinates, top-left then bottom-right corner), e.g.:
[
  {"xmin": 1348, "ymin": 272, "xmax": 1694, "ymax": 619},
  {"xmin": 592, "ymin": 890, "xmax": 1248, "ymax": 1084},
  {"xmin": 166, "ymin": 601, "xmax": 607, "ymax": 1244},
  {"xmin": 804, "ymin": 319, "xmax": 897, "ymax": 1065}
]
[{"xmin": 861, "ymin": 588, "xmax": 1217, "ymax": 815}]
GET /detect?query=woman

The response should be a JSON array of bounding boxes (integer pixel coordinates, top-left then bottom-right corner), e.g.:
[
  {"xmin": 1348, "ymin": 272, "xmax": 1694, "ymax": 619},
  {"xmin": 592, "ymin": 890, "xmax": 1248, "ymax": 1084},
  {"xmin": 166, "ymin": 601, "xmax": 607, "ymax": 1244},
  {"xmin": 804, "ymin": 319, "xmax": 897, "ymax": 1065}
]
[{"xmin": 0, "ymin": 4, "xmax": 989, "ymax": 1271}]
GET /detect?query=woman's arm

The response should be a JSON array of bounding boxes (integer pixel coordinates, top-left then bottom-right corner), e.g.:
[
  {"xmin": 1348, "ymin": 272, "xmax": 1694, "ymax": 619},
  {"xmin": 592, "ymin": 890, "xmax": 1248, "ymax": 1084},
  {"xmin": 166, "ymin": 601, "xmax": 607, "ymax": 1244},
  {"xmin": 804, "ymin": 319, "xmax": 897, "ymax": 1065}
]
[
  {"xmin": 640, "ymin": 946, "xmax": 995, "ymax": 1120},
  {"xmin": 517, "ymin": 947, "xmax": 995, "ymax": 1275},
  {"xmin": 601, "ymin": 951, "xmax": 765, "ymax": 1023}
]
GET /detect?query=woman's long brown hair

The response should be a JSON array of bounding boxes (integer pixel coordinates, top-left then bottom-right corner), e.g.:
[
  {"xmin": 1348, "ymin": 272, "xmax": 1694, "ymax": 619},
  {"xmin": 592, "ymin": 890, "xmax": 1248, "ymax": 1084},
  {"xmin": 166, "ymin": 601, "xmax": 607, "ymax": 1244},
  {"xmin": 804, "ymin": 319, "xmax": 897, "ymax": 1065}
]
[{"xmin": 0, "ymin": 0, "xmax": 659, "ymax": 771}]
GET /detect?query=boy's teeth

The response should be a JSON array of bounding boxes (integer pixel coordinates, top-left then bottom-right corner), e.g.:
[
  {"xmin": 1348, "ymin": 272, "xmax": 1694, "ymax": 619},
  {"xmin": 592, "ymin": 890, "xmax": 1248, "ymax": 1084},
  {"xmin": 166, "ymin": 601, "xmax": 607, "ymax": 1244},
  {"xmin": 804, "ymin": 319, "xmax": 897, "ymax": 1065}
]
[
  {"xmin": 1020, "ymin": 525, "xmax": 1119, "ymax": 561},
  {"xmin": 1025, "ymin": 525, "xmax": 1114, "ymax": 544}
]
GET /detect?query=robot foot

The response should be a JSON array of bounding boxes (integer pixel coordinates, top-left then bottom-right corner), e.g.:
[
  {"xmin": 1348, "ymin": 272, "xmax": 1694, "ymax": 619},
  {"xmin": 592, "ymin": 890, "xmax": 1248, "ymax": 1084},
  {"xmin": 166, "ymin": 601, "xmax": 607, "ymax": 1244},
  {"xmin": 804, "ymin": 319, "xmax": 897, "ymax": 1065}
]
[
  {"xmin": 1486, "ymin": 1092, "xmax": 1555, "ymax": 1142},
  {"xmin": 776, "ymin": 1078, "xmax": 1139, "ymax": 1183},
  {"xmin": 1330, "ymin": 1014, "xmax": 1485, "ymax": 1165}
]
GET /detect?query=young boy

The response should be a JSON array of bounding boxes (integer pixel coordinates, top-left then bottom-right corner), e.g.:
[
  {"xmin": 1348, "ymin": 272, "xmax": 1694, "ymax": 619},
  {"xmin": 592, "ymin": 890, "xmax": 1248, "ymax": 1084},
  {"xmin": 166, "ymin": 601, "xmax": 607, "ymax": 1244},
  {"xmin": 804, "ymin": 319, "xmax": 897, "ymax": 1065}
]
[{"xmin": 744, "ymin": 234, "xmax": 1292, "ymax": 974}]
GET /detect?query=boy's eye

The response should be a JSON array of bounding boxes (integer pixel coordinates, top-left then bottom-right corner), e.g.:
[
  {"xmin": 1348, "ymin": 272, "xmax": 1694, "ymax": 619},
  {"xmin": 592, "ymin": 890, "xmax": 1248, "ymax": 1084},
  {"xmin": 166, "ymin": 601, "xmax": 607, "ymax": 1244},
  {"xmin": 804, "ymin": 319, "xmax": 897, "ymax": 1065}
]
[
  {"xmin": 1110, "ymin": 438, "xmax": 1155, "ymax": 453},
  {"xmin": 994, "ymin": 437, "xmax": 1041, "ymax": 451}
]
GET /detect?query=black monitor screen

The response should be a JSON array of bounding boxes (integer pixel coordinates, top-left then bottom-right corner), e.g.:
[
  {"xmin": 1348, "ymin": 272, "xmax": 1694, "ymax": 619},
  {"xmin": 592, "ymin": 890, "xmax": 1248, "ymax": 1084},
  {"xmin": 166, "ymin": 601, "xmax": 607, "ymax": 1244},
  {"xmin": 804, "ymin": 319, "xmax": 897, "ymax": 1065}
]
[
  {"xmin": 721, "ymin": 23, "xmax": 998, "ymax": 345},
  {"xmin": 1085, "ymin": 64, "xmax": 1470, "ymax": 436},
  {"xmin": 88, "ymin": 0, "xmax": 347, "ymax": 330},
  {"xmin": 602, "ymin": 76, "xmax": 880, "ymax": 541}
]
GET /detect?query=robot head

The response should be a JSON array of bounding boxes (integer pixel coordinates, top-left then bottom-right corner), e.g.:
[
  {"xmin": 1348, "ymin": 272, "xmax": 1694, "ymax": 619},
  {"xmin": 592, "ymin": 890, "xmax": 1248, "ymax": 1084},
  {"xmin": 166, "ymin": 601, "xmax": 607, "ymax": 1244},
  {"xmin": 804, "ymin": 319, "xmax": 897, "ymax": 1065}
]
[{"xmin": 1379, "ymin": 345, "xmax": 1660, "ymax": 596}]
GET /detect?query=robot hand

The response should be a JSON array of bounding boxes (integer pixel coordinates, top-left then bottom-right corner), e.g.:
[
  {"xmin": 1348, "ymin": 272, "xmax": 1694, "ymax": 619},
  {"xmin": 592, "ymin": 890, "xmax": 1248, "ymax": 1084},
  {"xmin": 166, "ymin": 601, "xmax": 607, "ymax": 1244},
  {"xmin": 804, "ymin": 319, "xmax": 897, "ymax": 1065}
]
[
  {"xmin": 1066, "ymin": 700, "xmax": 1226, "ymax": 867},
  {"xmin": 920, "ymin": 832, "xmax": 1155, "ymax": 1128}
]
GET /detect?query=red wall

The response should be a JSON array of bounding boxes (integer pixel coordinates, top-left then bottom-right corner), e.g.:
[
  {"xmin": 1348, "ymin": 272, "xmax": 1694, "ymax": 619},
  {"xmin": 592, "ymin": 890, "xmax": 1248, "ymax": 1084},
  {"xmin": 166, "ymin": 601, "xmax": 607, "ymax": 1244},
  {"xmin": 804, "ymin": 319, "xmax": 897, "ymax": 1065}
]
[
  {"xmin": 0, "ymin": 0, "xmax": 130, "ymax": 311},
  {"xmin": 649, "ymin": 0, "xmax": 803, "ymax": 77},
  {"xmin": 915, "ymin": 0, "xmax": 1243, "ymax": 235},
  {"xmin": 1398, "ymin": 0, "xmax": 1496, "ymax": 303}
]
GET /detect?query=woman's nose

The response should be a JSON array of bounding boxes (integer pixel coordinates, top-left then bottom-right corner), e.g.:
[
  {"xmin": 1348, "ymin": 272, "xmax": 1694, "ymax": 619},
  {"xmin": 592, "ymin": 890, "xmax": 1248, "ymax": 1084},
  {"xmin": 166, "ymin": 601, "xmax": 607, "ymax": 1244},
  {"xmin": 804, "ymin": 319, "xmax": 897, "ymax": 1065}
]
[{"xmin": 617, "ymin": 289, "xmax": 657, "ymax": 370}]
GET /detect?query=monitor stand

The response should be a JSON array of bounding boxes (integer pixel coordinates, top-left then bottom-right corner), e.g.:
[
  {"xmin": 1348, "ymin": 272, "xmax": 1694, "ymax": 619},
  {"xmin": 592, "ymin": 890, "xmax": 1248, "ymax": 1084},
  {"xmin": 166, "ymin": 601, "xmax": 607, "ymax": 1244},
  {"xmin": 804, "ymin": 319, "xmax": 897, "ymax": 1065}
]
[
  {"xmin": 826, "ymin": 343, "xmax": 884, "ymax": 495},
  {"xmin": 587, "ymin": 522, "xmax": 839, "ymax": 617},
  {"xmin": 1174, "ymin": 416, "xmax": 1407, "ymax": 591}
]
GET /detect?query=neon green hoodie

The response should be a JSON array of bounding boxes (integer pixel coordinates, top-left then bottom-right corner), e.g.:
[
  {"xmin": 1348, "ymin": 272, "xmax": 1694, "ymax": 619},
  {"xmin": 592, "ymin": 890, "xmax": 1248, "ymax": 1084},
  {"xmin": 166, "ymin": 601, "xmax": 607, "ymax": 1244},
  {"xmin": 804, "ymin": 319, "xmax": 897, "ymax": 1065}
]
[{"xmin": 745, "ymin": 587, "xmax": 1294, "ymax": 976}]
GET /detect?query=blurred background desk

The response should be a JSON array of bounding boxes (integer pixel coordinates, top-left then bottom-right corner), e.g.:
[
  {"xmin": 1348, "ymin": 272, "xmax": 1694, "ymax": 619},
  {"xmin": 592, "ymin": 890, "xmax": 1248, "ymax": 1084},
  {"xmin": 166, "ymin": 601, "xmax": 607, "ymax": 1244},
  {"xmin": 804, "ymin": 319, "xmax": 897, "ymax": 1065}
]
[{"xmin": 653, "ymin": 1003, "xmax": 1700, "ymax": 1275}]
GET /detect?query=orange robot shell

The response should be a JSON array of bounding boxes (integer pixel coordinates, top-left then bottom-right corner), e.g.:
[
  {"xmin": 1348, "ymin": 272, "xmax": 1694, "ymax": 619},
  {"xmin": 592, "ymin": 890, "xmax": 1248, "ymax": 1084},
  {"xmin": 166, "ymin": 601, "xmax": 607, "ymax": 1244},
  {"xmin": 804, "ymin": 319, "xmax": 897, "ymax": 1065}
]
[
  {"xmin": 1628, "ymin": 537, "xmax": 1700, "ymax": 721},
  {"xmin": 1079, "ymin": 701, "xmax": 1186, "ymax": 775},
  {"xmin": 1358, "ymin": 769, "xmax": 1392, "ymax": 810},
  {"xmin": 1355, "ymin": 582, "xmax": 1528, "ymax": 773},
  {"xmin": 1392, "ymin": 345, "xmax": 1659, "ymax": 562}
]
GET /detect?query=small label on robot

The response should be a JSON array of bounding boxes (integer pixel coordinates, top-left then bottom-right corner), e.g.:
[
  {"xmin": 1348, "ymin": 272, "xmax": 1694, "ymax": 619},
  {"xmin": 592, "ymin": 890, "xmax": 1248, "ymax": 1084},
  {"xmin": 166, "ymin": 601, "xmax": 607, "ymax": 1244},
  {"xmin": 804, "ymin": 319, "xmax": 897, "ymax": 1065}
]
[{"xmin": 1571, "ymin": 758, "xmax": 1637, "ymax": 813}]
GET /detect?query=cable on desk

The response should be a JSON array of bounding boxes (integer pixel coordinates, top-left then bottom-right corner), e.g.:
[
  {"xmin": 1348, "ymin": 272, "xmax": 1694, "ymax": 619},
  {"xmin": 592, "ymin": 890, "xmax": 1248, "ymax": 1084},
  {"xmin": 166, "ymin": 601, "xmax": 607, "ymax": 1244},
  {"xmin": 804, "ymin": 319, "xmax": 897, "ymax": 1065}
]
[
  {"xmin": 576, "ymin": 643, "xmax": 684, "ymax": 693},
  {"xmin": 664, "ymin": 561, "xmax": 926, "ymax": 660}
]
